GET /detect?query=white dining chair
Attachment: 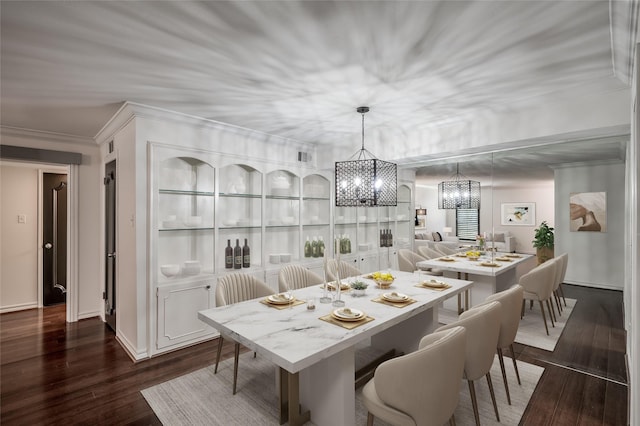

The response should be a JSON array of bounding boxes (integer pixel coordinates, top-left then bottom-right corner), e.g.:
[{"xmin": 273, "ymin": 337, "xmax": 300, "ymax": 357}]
[
  {"xmin": 325, "ymin": 259, "xmax": 361, "ymax": 282},
  {"xmin": 277, "ymin": 264, "xmax": 323, "ymax": 292},
  {"xmin": 519, "ymin": 258, "xmax": 557, "ymax": 335},
  {"xmin": 362, "ymin": 326, "xmax": 467, "ymax": 426},
  {"xmin": 214, "ymin": 272, "xmax": 274, "ymax": 394}
]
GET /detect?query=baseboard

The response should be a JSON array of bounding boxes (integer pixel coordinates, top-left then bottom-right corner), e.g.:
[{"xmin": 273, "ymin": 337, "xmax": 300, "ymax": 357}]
[
  {"xmin": 0, "ymin": 302, "xmax": 38, "ymax": 314},
  {"xmin": 563, "ymin": 280, "xmax": 624, "ymax": 291},
  {"xmin": 77, "ymin": 310, "xmax": 100, "ymax": 320},
  {"xmin": 116, "ymin": 332, "xmax": 149, "ymax": 362}
]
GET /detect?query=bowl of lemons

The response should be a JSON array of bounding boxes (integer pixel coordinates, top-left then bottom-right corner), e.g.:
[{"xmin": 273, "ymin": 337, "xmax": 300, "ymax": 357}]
[{"xmin": 369, "ymin": 271, "xmax": 395, "ymax": 289}]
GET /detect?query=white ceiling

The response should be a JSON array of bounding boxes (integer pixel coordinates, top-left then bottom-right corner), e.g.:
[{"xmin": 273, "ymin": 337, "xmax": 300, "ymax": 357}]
[{"xmin": 0, "ymin": 1, "xmax": 636, "ymax": 171}]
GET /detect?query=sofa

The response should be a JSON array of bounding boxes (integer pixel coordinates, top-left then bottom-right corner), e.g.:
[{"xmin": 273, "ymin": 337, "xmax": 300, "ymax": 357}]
[
  {"xmin": 482, "ymin": 231, "xmax": 516, "ymax": 253},
  {"xmin": 414, "ymin": 231, "xmax": 460, "ymax": 251}
]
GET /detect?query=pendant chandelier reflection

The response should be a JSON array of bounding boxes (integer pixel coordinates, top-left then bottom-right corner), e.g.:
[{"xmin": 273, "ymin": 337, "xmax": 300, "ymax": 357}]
[
  {"xmin": 438, "ymin": 164, "xmax": 481, "ymax": 209},
  {"xmin": 335, "ymin": 106, "xmax": 397, "ymax": 207}
]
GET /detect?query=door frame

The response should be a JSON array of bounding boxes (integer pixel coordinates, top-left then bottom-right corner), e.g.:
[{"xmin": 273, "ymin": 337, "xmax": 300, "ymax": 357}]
[{"xmin": 36, "ymin": 164, "xmax": 78, "ymax": 322}]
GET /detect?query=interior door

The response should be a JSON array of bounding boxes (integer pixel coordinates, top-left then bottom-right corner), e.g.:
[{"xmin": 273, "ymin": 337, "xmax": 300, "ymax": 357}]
[
  {"xmin": 104, "ymin": 160, "xmax": 116, "ymax": 331},
  {"xmin": 42, "ymin": 173, "xmax": 67, "ymax": 306}
]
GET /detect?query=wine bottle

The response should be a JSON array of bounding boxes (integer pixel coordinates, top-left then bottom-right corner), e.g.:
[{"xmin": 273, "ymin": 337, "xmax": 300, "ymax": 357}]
[
  {"xmin": 225, "ymin": 239, "xmax": 233, "ymax": 269},
  {"xmin": 380, "ymin": 229, "xmax": 384, "ymax": 247},
  {"xmin": 389, "ymin": 229, "xmax": 393, "ymax": 247},
  {"xmin": 242, "ymin": 238, "xmax": 250, "ymax": 268},
  {"xmin": 318, "ymin": 236, "xmax": 325, "ymax": 257},
  {"xmin": 304, "ymin": 236, "xmax": 312, "ymax": 258},
  {"xmin": 345, "ymin": 234, "xmax": 351, "ymax": 253},
  {"xmin": 311, "ymin": 237, "xmax": 319, "ymax": 258},
  {"xmin": 234, "ymin": 239, "xmax": 242, "ymax": 269}
]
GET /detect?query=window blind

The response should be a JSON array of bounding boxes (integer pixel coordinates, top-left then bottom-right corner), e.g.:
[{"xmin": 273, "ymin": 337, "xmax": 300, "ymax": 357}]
[{"xmin": 456, "ymin": 209, "xmax": 479, "ymax": 240}]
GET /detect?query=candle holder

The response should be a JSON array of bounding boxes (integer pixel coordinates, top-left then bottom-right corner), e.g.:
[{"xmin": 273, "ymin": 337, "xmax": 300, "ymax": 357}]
[
  {"xmin": 332, "ymin": 261, "xmax": 345, "ymax": 307},
  {"xmin": 320, "ymin": 267, "xmax": 332, "ymax": 304}
]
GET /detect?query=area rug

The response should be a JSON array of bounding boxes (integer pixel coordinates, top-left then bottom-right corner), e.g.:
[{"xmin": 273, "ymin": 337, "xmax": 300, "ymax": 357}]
[
  {"xmin": 439, "ymin": 298, "xmax": 576, "ymax": 352},
  {"xmin": 142, "ymin": 351, "xmax": 543, "ymax": 425}
]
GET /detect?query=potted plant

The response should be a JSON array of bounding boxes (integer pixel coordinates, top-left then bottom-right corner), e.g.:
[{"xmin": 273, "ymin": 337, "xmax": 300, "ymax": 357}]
[
  {"xmin": 532, "ymin": 221, "xmax": 554, "ymax": 264},
  {"xmin": 350, "ymin": 280, "xmax": 368, "ymax": 297}
]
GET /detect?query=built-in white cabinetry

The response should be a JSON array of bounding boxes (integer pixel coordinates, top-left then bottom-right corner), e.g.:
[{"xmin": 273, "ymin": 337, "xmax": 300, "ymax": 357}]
[
  {"xmin": 149, "ymin": 143, "xmax": 413, "ymax": 355},
  {"xmin": 151, "ymin": 147, "xmax": 218, "ymax": 352}
]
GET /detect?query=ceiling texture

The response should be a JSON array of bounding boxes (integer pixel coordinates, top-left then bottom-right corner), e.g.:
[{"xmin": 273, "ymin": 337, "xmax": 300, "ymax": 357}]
[{"xmin": 1, "ymin": 1, "xmax": 637, "ymax": 178}]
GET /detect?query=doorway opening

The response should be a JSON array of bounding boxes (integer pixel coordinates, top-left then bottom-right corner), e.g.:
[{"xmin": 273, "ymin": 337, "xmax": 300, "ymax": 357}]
[{"xmin": 42, "ymin": 173, "xmax": 68, "ymax": 306}]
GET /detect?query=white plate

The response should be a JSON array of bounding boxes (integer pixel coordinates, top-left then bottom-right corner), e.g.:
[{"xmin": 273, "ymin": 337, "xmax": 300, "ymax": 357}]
[
  {"xmin": 332, "ymin": 307, "xmax": 364, "ymax": 321},
  {"xmin": 421, "ymin": 280, "xmax": 448, "ymax": 288},
  {"xmin": 267, "ymin": 294, "xmax": 295, "ymax": 305},
  {"xmin": 382, "ymin": 292, "xmax": 409, "ymax": 302}
]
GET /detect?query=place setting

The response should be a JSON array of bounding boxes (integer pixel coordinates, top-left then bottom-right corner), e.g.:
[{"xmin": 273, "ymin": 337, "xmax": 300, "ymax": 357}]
[
  {"xmin": 372, "ymin": 291, "xmax": 417, "ymax": 308},
  {"xmin": 319, "ymin": 307, "xmax": 375, "ymax": 329},
  {"xmin": 415, "ymin": 278, "xmax": 452, "ymax": 291},
  {"xmin": 260, "ymin": 292, "xmax": 306, "ymax": 310}
]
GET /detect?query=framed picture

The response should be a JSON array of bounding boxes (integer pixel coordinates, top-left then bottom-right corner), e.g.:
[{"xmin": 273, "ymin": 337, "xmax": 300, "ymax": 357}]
[
  {"xmin": 570, "ymin": 192, "xmax": 606, "ymax": 232},
  {"xmin": 501, "ymin": 202, "xmax": 536, "ymax": 226}
]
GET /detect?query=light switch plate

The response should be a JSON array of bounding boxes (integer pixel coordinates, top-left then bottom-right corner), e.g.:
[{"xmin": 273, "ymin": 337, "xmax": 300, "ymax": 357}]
[{"xmin": 17, "ymin": 214, "xmax": 26, "ymax": 224}]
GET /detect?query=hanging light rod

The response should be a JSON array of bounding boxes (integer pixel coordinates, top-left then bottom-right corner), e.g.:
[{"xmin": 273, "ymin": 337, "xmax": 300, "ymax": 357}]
[{"xmin": 335, "ymin": 106, "xmax": 397, "ymax": 207}]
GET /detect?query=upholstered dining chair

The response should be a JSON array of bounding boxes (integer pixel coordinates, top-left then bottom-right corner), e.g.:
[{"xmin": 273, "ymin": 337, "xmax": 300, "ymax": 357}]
[
  {"xmin": 325, "ymin": 259, "xmax": 361, "ymax": 282},
  {"xmin": 362, "ymin": 326, "xmax": 467, "ymax": 426},
  {"xmin": 436, "ymin": 301, "xmax": 502, "ymax": 426},
  {"xmin": 214, "ymin": 272, "xmax": 274, "ymax": 394},
  {"xmin": 483, "ymin": 284, "xmax": 524, "ymax": 405},
  {"xmin": 519, "ymin": 258, "xmax": 557, "ymax": 335},
  {"xmin": 434, "ymin": 242, "xmax": 458, "ymax": 256},
  {"xmin": 397, "ymin": 249, "xmax": 427, "ymax": 273},
  {"xmin": 277, "ymin": 264, "xmax": 323, "ymax": 292},
  {"xmin": 416, "ymin": 246, "xmax": 445, "ymax": 276},
  {"xmin": 554, "ymin": 253, "xmax": 569, "ymax": 309}
]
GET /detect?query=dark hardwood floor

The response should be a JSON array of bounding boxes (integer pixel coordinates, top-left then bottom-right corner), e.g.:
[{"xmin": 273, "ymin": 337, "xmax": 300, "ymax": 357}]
[{"xmin": 1, "ymin": 284, "xmax": 628, "ymax": 425}]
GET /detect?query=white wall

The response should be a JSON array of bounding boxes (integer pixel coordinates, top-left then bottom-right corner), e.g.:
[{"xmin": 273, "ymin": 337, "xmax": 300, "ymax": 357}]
[
  {"xmin": 0, "ymin": 130, "xmax": 102, "ymax": 319},
  {"xmin": 0, "ymin": 164, "xmax": 39, "ymax": 311},
  {"xmin": 480, "ymin": 182, "xmax": 555, "ymax": 254},
  {"xmin": 414, "ymin": 184, "xmax": 447, "ymax": 233},
  {"xmin": 554, "ymin": 161, "xmax": 626, "ymax": 290}
]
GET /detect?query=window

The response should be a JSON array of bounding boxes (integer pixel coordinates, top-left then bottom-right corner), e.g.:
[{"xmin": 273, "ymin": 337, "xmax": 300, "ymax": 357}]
[{"xmin": 456, "ymin": 209, "xmax": 479, "ymax": 240}]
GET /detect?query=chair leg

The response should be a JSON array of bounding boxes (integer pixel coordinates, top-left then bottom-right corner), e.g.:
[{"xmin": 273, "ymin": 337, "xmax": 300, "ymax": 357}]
[
  {"xmin": 467, "ymin": 380, "xmax": 481, "ymax": 426},
  {"xmin": 497, "ymin": 348, "xmax": 511, "ymax": 405},
  {"xmin": 554, "ymin": 290, "xmax": 563, "ymax": 315},
  {"xmin": 449, "ymin": 414, "xmax": 456, "ymax": 426},
  {"xmin": 486, "ymin": 372, "xmax": 500, "ymax": 422},
  {"xmin": 521, "ymin": 299, "xmax": 525, "ymax": 319},
  {"xmin": 558, "ymin": 284, "xmax": 567, "ymax": 306},
  {"xmin": 529, "ymin": 299, "xmax": 533, "ymax": 310},
  {"xmin": 232, "ymin": 342, "xmax": 240, "ymax": 395},
  {"xmin": 367, "ymin": 412, "xmax": 374, "ymax": 426},
  {"xmin": 214, "ymin": 336, "xmax": 224, "ymax": 374},
  {"xmin": 546, "ymin": 298, "xmax": 556, "ymax": 326},
  {"xmin": 539, "ymin": 300, "xmax": 550, "ymax": 335},
  {"xmin": 510, "ymin": 344, "xmax": 521, "ymax": 385}
]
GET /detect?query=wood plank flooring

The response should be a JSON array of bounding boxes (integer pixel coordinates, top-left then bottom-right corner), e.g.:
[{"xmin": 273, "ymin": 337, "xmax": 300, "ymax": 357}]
[{"xmin": 1, "ymin": 284, "xmax": 628, "ymax": 425}]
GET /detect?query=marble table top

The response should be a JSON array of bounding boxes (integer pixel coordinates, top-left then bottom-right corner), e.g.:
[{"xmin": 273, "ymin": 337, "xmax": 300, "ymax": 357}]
[
  {"xmin": 198, "ymin": 270, "xmax": 472, "ymax": 373},
  {"xmin": 416, "ymin": 252, "xmax": 533, "ymax": 277}
]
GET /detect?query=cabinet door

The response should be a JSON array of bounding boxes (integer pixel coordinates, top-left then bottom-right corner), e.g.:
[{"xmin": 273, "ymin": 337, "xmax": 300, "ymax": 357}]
[{"xmin": 157, "ymin": 280, "xmax": 216, "ymax": 349}]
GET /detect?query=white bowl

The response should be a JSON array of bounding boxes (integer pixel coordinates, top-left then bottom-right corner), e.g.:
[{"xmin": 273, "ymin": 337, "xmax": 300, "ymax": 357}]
[
  {"xmin": 237, "ymin": 219, "xmax": 250, "ymax": 226},
  {"xmin": 183, "ymin": 260, "xmax": 201, "ymax": 275},
  {"xmin": 222, "ymin": 219, "xmax": 237, "ymax": 227},
  {"xmin": 358, "ymin": 243, "xmax": 370, "ymax": 252},
  {"xmin": 358, "ymin": 215, "xmax": 367, "ymax": 222},
  {"xmin": 183, "ymin": 216, "xmax": 202, "ymax": 227},
  {"xmin": 162, "ymin": 220, "xmax": 178, "ymax": 229},
  {"xmin": 269, "ymin": 254, "xmax": 280, "ymax": 264},
  {"xmin": 160, "ymin": 264, "xmax": 180, "ymax": 277},
  {"xmin": 280, "ymin": 253, "xmax": 292, "ymax": 263}
]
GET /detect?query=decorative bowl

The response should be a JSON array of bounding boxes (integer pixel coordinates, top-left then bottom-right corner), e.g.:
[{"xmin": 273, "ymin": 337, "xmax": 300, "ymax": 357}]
[
  {"xmin": 160, "ymin": 264, "xmax": 180, "ymax": 277},
  {"xmin": 182, "ymin": 260, "xmax": 201, "ymax": 275},
  {"xmin": 374, "ymin": 279, "xmax": 394, "ymax": 289}
]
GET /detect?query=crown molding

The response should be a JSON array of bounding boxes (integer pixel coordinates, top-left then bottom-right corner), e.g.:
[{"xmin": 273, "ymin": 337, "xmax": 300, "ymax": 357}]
[{"xmin": 0, "ymin": 125, "xmax": 94, "ymax": 146}]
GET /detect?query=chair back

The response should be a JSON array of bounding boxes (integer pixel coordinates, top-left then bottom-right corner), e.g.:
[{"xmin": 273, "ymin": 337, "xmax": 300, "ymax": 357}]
[
  {"xmin": 216, "ymin": 273, "xmax": 274, "ymax": 306},
  {"xmin": 373, "ymin": 327, "xmax": 467, "ymax": 426},
  {"xmin": 417, "ymin": 245, "xmax": 443, "ymax": 260},
  {"xmin": 557, "ymin": 253, "xmax": 569, "ymax": 287},
  {"xmin": 398, "ymin": 249, "xmax": 426, "ymax": 272},
  {"xmin": 278, "ymin": 264, "xmax": 323, "ymax": 292},
  {"xmin": 436, "ymin": 301, "xmax": 501, "ymax": 381},
  {"xmin": 434, "ymin": 243, "xmax": 457, "ymax": 256},
  {"xmin": 325, "ymin": 259, "xmax": 361, "ymax": 282},
  {"xmin": 519, "ymin": 258, "xmax": 556, "ymax": 300},
  {"xmin": 485, "ymin": 284, "xmax": 524, "ymax": 348}
]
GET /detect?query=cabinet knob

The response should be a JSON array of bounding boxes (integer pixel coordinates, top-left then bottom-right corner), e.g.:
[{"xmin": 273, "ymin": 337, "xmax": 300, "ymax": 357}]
[{"xmin": 206, "ymin": 285, "xmax": 211, "ymax": 290}]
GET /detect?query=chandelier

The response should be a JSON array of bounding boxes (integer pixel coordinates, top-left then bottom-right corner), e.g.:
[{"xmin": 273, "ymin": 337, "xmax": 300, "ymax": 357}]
[
  {"xmin": 335, "ymin": 107, "xmax": 397, "ymax": 207},
  {"xmin": 438, "ymin": 164, "xmax": 481, "ymax": 209}
]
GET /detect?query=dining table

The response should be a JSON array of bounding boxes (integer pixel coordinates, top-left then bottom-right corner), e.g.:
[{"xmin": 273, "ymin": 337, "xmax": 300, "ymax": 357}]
[
  {"xmin": 198, "ymin": 270, "xmax": 473, "ymax": 426},
  {"xmin": 416, "ymin": 251, "xmax": 535, "ymax": 308}
]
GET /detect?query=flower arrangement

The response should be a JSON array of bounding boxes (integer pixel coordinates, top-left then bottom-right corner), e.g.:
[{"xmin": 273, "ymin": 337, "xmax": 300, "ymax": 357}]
[{"xmin": 476, "ymin": 234, "xmax": 485, "ymax": 247}]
